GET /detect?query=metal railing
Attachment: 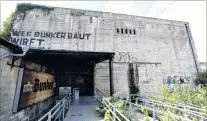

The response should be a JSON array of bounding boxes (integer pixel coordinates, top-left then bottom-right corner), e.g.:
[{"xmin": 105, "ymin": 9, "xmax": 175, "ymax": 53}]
[
  {"xmin": 95, "ymin": 88, "xmax": 130, "ymax": 121},
  {"xmin": 127, "ymin": 101, "xmax": 193, "ymax": 121},
  {"xmin": 119, "ymin": 93, "xmax": 205, "ymax": 114},
  {"xmin": 38, "ymin": 92, "xmax": 72, "ymax": 121},
  {"xmin": 120, "ymin": 93, "xmax": 206, "ymax": 121},
  {"xmin": 95, "ymin": 88, "xmax": 106, "ymax": 106}
]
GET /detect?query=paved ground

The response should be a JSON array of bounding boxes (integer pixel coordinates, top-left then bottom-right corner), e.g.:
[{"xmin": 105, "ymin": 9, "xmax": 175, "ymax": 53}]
[{"xmin": 64, "ymin": 96, "xmax": 104, "ymax": 121}]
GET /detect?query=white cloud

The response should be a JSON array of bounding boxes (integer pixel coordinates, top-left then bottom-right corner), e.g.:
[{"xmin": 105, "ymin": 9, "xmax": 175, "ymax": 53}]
[{"xmin": 102, "ymin": 1, "xmax": 138, "ymax": 15}]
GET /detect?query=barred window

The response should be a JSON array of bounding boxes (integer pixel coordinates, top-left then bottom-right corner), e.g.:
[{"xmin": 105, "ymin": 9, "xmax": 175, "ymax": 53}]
[
  {"xmin": 117, "ymin": 28, "xmax": 120, "ymax": 33},
  {"xmin": 129, "ymin": 29, "xmax": 132, "ymax": 34},
  {"xmin": 125, "ymin": 29, "xmax": 128, "ymax": 34},
  {"xmin": 133, "ymin": 29, "xmax": 136, "ymax": 35}
]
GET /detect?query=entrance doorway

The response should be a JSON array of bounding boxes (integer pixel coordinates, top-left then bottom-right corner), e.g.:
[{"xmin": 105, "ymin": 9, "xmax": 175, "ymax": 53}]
[
  {"xmin": 59, "ymin": 65, "xmax": 94, "ymax": 96},
  {"xmin": 73, "ymin": 74, "xmax": 94, "ymax": 96},
  {"xmin": 22, "ymin": 49, "xmax": 115, "ymax": 96}
]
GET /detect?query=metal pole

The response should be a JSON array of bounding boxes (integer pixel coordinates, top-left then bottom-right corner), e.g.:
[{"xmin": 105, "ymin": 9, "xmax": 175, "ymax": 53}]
[
  {"xmin": 185, "ymin": 23, "xmax": 200, "ymax": 73},
  {"xmin": 153, "ymin": 102, "xmax": 155, "ymax": 121},
  {"xmin": 48, "ymin": 112, "xmax": 51, "ymax": 121},
  {"xmin": 129, "ymin": 95, "xmax": 131, "ymax": 110},
  {"xmin": 62, "ymin": 98, "xmax": 65, "ymax": 119},
  {"xmin": 113, "ymin": 108, "xmax": 116, "ymax": 121}
]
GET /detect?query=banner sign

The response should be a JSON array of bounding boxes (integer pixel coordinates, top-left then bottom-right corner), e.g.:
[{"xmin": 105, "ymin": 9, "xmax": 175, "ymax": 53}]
[{"xmin": 13, "ymin": 69, "xmax": 56, "ymax": 112}]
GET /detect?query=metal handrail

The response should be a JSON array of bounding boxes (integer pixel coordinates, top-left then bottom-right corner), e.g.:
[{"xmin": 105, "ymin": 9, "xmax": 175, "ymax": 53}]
[
  {"xmin": 135, "ymin": 97, "xmax": 206, "ymax": 116},
  {"xmin": 122, "ymin": 93, "xmax": 205, "ymax": 112},
  {"xmin": 133, "ymin": 97, "xmax": 207, "ymax": 121},
  {"xmin": 126, "ymin": 101, "xmax": 191, "ymax": 121},
  {"xmin": 151, "ymin": 96, "xmax": 206, "ymax": 110},
  {"xmin": 125, "ymin": 93, "xmax": 205, "ymax": 109},
  {"xmin": 102, "ymin": 97, "xmax": 130, "ymax": 121},
  {"xmin": 95, "ymin": 88, "xmax": 130, "ymax": 121},
  {"xmin": 38, "ymin": 92, "xmax": 72, "ymax": 121},
  {"xmin": 118, "ymin": 93, "xmax": 206, "ymax": 121},
  {"xmin": 140, "ymin": 99, "xmax": 206, "ymax": 120}
]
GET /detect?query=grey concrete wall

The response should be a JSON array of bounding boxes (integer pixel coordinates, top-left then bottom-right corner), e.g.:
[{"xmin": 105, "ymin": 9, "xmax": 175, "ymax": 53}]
[
  {"xmin": 0, "ymin": 45, "xmax": 22, "ymax": 121},
  {"xmin": 0, "ymin": 45, "xmax": 55, "ymax": 121},
  {"xmin": 10, "ymin": 7, "xmax": 199, "ymax": 95}
]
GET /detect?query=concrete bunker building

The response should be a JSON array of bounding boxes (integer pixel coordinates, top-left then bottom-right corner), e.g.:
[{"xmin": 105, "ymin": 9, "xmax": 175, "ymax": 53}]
[{"xmin": 0, "ymin": 4, "xmax": 200, "ymax": 120}]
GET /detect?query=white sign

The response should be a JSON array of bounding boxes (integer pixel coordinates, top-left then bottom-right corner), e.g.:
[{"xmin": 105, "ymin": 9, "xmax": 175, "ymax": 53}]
[{"xmin": 59, "ymin": 87, "xmax": 71, "ymax": 95}]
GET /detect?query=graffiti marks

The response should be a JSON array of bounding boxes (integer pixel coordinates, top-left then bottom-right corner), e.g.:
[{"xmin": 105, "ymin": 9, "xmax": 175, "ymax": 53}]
[{"xmin": 117, "ymin": 52, "xmax": 137, "ymax": 62}]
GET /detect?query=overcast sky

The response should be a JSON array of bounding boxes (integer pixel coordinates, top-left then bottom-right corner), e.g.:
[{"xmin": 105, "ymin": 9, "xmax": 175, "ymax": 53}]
[{"xmin": 1, "ymin": 1, "xmax": 206, "ymax": 62}]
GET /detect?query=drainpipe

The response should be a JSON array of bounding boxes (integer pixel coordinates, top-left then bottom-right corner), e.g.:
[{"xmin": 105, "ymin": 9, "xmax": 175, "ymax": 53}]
[
  {"xmin": 0, "ymin": 45, "xmax": 29, "ymax": 59},
  {"xmin": 185, "ymin": 23, "xmax": 201, "ymax": 73}
]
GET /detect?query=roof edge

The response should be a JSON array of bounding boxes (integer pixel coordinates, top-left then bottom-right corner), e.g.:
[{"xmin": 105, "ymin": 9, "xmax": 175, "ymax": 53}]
[
  {"xmin": 18, "ymin": 3, "xmax": 189, "ymax": 24},
  {"xmin": 53, "ymin": 5, "xmax": 189, "ymax": 24},
  {"xmin": 0, "ymin": 38, "xmax": 23, "ymax": 53}
]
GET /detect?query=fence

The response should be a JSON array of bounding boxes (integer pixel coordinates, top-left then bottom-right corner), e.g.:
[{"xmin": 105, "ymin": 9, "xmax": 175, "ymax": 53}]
[
  {"xmin": 122, "ymin": 93, "xmax": 207, "ymax": 121},
  {"xmin": 38, "ymin": 91, "xmax": 72, "ymax": 121},
  {"xmin": 95, "ymin": 88, "xmax": 130, "ymax": 121}
]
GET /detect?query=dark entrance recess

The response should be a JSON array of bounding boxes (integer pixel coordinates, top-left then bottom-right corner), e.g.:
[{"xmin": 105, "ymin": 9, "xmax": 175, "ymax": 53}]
[{"xmin": 22, "ymin": 49, "xmax": 115, "ymax": 96}]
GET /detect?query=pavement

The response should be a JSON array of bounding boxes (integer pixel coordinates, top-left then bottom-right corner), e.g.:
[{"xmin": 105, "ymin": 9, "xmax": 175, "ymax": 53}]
[{"xmin": 63, "ymin": 96, "xmax": 104, "ymax": 121}]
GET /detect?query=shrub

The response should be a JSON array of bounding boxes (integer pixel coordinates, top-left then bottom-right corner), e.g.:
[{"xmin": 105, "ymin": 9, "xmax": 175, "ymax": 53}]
[{"xmin": 195, "ymin": 71, "xmax": 207, "ymax": 86}]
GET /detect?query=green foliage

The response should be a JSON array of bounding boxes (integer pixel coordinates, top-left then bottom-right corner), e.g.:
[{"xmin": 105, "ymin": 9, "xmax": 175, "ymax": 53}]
[
  {"xmin": 0, "ymin": 3, "xmax": 54, "ymax": 41},
  {"xmin": 15, "ymin": 3, "xmax": 54, "ymax": 13},
  {"xmin": 97, "ymin": 83, "xmax": 207, "ymax": 120},
  {"xmin": 195, "ymin": 71, "xmax": 207, "ymax": 86},
  {"xmin": 136, "ymin": 103, "xmax": 149, "ymax": 118},
  {"xmin": 0, "ymin": 12, "xmax": 15, "ymax": 40},
  {"xmin": 14, "ymin": 3, "xmax": 54, "ymax": 20},
  {"xmin": 104, "ymin": 110, "xmax": 111, "ymax": 121},
  {"xmin": 96, "ymin": 106, "xmax": 107, "ymax": 116},
  {"xmin": 96, "ymin": 93, "xmax": 129, "ymax": 120},
  {"xmin": 153, "ymin": 84, "xmax": 207, "ymax": 107},
  {"xmin": 145, "ymin": 117, "xmax": 150, "ymax": 121},
  {"xmin": 150, "ymin": 84, "xmax": 207, "ymax": 120}
]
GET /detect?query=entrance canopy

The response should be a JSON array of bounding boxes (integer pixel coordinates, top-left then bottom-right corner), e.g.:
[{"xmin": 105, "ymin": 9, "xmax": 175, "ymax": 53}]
[
  {"xmin": 23, "ymin": 48, "xmax": 115, "ymax": 96},
  {"xmin": 23, "ymin": 48, "xmax": 115, "ymax": 68}
]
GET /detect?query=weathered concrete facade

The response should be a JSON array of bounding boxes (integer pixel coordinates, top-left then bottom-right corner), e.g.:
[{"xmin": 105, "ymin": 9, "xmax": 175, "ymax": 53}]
[
  {"xmin": 9, "ymin": 7, "xmax": 200, "ymax": 96},
  {"xmin": 0, "ymin": 44, "xmax": 55, "ymax": 121},
  {"xmin": 199, "ymin": 62, "xmax": 206, "ymax": 72}
]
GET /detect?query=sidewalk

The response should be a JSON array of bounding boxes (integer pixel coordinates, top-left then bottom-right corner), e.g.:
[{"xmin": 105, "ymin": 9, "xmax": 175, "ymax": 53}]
[{"xmin": 64, "ymin": 96, "xmax": 104, "ymax": 121}]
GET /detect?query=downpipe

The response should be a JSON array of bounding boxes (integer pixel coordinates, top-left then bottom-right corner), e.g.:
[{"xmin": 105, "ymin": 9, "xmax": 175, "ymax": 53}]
[
  {"xmin": 0, "ymin": 45, "xmax": 29, "ymax": 59},
  {"xmin": 185, "ymin": 23, "xmax": 201, "ymax": 73}
]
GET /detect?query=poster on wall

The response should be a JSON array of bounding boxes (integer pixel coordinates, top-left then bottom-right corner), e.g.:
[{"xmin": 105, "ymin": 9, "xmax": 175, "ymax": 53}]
[
  {"xmin": 59, "ymin": 87, "xmax": 71, "ymax": 95},
  {"xmin": 13, "ymin": 68, "xmax": 56, "ymax": 112}
]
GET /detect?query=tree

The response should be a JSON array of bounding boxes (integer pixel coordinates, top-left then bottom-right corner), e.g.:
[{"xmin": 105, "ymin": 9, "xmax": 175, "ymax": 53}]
[
  {"xmin": 0, "ymin": 3, "xmax": 54, "ymax": 41},
  {"xmin": 196, "ymin": 71, "xmax": 207, "ymax": 86},
  {"xmin": 0, "ymin": 12, "xmax": 15, "ymax": 41}
]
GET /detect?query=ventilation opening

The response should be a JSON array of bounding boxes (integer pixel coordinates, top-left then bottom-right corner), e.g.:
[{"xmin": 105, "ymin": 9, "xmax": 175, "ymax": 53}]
[
  {"xmin": 121, "ymin": 29, "xmax": 123, "ymax": 34},
  {"xmin": 129, "ymin": 29, "xmax": 132, "ymax": 34},
  {"xmin": 133, "ymin": 29, "xmax": 136, "ymax": 35},
  {"xmin": 125, "ymin": 29, "xmax": 128, "ymax": 34},
  {"xmin": 117, "ymin": 28, "xmax": 119, "ymax": 33}
]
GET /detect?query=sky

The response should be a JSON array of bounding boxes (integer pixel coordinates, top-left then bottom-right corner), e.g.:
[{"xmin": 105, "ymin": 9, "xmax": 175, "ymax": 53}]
[{"xmin": 0, "ymin": 1, "xmax": 206, "ymax": 62}]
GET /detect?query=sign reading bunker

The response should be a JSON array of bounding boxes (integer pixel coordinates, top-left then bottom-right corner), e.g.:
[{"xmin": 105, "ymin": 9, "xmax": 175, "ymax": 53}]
[{"xmin": 13, "ymin": 69, "xmax": 56, "ymax": 112}]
